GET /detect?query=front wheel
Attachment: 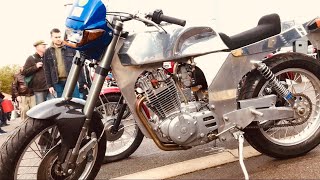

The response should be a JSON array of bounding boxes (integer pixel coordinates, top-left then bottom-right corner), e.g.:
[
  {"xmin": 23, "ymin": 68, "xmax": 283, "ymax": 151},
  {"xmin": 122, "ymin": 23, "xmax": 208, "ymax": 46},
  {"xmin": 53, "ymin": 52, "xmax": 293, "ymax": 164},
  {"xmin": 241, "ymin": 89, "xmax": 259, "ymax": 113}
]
[
  {"xmin": 239, "ymin": 53, "xmax": 320, "ymax": 159},
  {"xmin": 0, "ymin": 117, "xmax": 106, "ymax": 179}
]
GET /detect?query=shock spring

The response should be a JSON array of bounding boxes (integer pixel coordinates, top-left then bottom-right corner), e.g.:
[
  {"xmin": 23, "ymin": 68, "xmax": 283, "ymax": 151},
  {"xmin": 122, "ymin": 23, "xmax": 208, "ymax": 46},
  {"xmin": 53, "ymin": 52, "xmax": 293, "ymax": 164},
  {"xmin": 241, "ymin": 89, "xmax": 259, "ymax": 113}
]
[{"xmin": 254, "ymin": 62, "xmax": 295, "ymax": 105}]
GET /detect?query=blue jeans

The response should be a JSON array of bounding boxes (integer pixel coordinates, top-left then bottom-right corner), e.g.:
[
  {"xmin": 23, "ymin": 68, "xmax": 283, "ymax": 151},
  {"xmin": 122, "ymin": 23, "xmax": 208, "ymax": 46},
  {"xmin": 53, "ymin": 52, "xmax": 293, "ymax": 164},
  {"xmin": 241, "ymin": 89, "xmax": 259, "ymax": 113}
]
[
  {"xmin": 34, "ymin": 91, "xmax": 53, "ymax": 105},
  {"xmin": 54, "ymin": 81, "xmax": 80, "ymax": 98}
]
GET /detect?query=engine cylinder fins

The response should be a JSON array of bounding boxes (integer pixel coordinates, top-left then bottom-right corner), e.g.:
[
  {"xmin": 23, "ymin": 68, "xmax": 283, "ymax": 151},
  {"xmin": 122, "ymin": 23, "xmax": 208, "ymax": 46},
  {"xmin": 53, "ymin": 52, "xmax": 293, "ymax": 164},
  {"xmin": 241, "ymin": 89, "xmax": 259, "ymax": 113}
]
[
  {"xmin": 143, "ymin": 73, "xmax": 181, "ymax": 119},
  {"xmin": 135, "ymin": 96, "xmax": 191, "ymax": 151}
]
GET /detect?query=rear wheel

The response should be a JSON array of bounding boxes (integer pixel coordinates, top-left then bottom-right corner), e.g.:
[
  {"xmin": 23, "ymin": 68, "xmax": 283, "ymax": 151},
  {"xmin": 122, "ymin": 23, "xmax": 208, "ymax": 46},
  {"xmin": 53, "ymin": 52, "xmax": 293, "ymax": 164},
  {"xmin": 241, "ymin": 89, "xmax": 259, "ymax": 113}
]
[
  {"xmin": 240, "ymin": 53, "xmax": 320, "ymax": 158},
  {"xmin": 96, "ymin": 93, "xmax": 144, "ymax": 163}
]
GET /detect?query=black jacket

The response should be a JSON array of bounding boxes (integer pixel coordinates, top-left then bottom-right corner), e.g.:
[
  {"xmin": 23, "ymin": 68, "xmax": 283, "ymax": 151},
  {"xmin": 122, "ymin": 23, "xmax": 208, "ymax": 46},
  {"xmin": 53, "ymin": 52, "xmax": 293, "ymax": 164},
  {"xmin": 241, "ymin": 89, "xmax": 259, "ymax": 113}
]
[
  {"xmin": 22, "ymin": 53, "xmax": 48, "ymax": 92},
  {"xmin": 43, "ymin": 46, "xmax": 86, "ymax": 88}
]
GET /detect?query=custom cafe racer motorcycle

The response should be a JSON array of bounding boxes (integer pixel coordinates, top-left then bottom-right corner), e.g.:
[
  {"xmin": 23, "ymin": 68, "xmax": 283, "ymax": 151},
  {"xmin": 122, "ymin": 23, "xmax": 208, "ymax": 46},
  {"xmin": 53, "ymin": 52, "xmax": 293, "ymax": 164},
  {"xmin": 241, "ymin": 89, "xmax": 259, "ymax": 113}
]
[{"xmin": 2, "ymin": 0, "xmax": 320, "ymax": 179}]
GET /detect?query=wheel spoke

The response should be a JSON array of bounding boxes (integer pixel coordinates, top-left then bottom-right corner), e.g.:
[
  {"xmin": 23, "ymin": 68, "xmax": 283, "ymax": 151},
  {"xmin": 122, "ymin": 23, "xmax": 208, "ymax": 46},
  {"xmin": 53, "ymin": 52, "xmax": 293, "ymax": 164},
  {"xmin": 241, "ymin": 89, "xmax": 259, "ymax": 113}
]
[
  {"xmin": 302, "ymin": 83, "xmax": 313, "ymax": 93},
  {"xmin": 29, "ymin": 145, "xmax": 42, "ymax": 159},
  {"xmin": 124, "ymin": 129, "xmax": 134, "ymax": 137},
  {"xmin": 268, "ymin": 127, "xmax": 281, "ymax": 137},
  {"xmin": 312, "ymin": 103, "xmax": 320, "ymax": 108},
  {"xmin": 290, "ymin": 125, "xmax": 298, "ymax": 135},
  {"xmin": 302, "ymin": 89, "xmax": 317, "ymax": 93},
  {"xmin": 294, "ymin": 73, "xmax": 302, "ymax": 82},
  {"xmin": 289, "ymin": 84, "xmax": 297, "ymax": 94},
  {"xmin": 284, "ymin": 126, "xmax": 289, "ymax": 139}
]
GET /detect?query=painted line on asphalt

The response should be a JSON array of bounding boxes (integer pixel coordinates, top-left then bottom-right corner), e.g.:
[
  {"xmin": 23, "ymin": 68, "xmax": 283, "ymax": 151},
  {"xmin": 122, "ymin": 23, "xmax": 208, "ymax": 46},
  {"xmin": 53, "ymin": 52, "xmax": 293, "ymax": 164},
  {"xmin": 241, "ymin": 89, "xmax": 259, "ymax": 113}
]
[{"xmin": 112, "ymin": 146, "xmax": 261, "ymax": 180}]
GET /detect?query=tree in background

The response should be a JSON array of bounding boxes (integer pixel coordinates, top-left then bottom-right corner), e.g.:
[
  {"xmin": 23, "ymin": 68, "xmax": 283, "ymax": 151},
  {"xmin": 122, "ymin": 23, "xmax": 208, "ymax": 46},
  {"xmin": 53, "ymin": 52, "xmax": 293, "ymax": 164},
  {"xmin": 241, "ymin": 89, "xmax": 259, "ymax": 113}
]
[{"xmin": 0, "ymin": 65, "xmax": 20, "ymax": 94}]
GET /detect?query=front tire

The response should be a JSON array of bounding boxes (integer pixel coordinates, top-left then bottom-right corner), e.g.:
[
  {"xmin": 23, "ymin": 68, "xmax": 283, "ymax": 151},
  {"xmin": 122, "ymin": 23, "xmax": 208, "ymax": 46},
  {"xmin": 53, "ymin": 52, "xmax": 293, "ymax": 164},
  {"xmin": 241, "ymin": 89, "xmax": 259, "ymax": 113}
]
[
  {"xmin": 239, "ymin": 53, "xmax": 320, "ymax": 159},
  {"xmin": 0, "ymin": 117, "xmax": 106, "ymax": 179}
]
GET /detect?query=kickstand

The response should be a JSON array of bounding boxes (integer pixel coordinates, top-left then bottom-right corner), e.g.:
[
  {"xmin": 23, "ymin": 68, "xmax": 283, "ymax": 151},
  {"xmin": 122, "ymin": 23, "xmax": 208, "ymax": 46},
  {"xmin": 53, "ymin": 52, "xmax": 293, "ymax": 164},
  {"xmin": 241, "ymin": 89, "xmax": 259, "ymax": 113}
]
[{"xmin": 234, "ymin": 131, "xmax": 249, "ymax": 180}]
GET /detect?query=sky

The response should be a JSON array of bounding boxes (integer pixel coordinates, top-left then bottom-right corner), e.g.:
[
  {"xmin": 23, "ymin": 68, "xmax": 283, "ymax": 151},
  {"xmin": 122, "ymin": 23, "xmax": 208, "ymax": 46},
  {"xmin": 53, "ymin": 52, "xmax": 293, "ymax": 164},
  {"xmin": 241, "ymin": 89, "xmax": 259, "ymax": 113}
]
[{"xmin": 0, "ymin": 0, "xmax": 319, "ymax": 67}]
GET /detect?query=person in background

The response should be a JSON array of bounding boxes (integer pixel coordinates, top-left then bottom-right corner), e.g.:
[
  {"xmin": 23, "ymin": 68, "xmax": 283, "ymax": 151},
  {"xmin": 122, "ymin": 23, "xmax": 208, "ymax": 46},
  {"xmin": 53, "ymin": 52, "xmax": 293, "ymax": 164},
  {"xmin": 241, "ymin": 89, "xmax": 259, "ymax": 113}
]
[
  {"xmin": 0, "ymin": 92, "xmax": 7, "ymax": 134},
  {"xmin": 22, "ymin": 40, "xmax": 50, "ymax": 104},
  {"xmin": 44, "ymin": 28, "xmax": 85, "ymax": 98},
  {"xmin": 12, "ymin": 67, "xmax": 35, "ymax": 120}
]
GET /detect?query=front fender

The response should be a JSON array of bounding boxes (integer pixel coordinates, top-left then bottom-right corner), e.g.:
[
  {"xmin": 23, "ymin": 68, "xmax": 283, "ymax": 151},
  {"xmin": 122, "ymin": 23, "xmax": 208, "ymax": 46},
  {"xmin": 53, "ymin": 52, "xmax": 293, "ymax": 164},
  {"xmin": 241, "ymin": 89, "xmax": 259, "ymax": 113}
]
[
  {"xmin": 27, "ymin": 98, "xmax": 86, "ymax": 119},
  {"xmin": 27, "ymin": 98, "xmax": 97, "ymax": 149}
]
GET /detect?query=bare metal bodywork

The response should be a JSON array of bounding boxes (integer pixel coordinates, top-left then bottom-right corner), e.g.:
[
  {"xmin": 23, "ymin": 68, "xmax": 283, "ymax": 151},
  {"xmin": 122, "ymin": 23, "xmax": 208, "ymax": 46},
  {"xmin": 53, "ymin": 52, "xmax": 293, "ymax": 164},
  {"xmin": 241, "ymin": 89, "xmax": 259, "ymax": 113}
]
[
  {"xmin": 111, "ymin": 24, "xmax": 309, "ymax": 139},
  {"xmin": 118, "ymin": 26, "xmax": 228, "ymax": 65},
  {"xmin": 307, "ymin": 29, "xmax": 320, "ymax": 50}
]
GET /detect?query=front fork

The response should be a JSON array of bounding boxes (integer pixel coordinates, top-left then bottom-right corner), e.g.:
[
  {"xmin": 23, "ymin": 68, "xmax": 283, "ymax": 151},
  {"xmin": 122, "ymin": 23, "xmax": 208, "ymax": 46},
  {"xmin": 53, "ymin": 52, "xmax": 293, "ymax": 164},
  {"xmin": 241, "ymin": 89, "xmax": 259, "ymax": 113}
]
[
  {"xmin": 58, "ymin": 21, "xmax": 124, "ymax": 174},
  {"xmin": 111, "ymin": 96, "xmax": 127, "ymax": 133}
]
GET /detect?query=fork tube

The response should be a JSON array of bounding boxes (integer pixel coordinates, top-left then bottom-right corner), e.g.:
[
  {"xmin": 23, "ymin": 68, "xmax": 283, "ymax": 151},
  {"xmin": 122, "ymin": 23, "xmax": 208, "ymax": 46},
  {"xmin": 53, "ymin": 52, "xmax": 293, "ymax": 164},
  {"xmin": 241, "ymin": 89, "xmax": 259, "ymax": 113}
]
[
  {"xmin": 83, "ymin": 21, "xmax": 123, "ymax": 118},
  {"xmin": 68, "ymin": 21, "xmax": 123, "ymax": 164},
  {"xmin": 62, "ymin": 54, "xmax": 84, "ymax": 100}
]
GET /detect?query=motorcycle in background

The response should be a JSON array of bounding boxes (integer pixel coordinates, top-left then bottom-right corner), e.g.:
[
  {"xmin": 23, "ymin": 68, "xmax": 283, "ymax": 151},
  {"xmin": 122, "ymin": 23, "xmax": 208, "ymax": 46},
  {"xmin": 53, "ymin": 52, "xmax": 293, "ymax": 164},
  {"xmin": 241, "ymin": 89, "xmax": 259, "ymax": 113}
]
[
  {"xmin": 84, "ymin": 60, "xmax": 144, "ymax": 163},
  {"xmin": 2, "ymin": 0, "xmax": 320, "ymax": 179}
]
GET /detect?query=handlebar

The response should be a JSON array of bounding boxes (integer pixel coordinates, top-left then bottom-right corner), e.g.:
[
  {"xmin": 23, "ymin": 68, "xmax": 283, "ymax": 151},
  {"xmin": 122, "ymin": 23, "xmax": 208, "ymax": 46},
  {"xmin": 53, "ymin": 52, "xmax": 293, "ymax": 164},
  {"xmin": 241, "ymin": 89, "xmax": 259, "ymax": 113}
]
[
  {"xmin": 147, "ymin": 9, "xmax": 186, "ymax": 27},
  {"xmin": 108, "ymin": 10, "xmax": 186, "ymax": 28},
  {"xmin": 159, "ymin": 14, "xmax": 186, "ymax": 27}
]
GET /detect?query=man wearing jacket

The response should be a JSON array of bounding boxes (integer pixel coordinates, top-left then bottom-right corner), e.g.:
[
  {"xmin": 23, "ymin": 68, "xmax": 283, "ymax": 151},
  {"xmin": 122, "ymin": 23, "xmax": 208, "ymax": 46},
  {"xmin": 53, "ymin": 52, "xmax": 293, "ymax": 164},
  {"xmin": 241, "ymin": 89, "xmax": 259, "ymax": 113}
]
[
  {"xmin": 44, "ymin": 28, "xmax": 84, "ymax": 98},
  {"xmin": 12, "ymin": 67, "xmax": 35, "ymax": 120},
  {"xmin": 22, "ymin": 40, "xmax": 49, "ymax": 104}
]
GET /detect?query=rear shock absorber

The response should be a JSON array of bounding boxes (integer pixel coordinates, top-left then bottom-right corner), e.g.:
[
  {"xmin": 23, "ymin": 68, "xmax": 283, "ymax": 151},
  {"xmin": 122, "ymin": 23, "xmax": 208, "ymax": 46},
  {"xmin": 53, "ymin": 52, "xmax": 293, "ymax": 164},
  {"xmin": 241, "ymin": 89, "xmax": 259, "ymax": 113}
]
[{"xmin": 253, "ymin": 61, "xmax": 295, "ymax": 105}]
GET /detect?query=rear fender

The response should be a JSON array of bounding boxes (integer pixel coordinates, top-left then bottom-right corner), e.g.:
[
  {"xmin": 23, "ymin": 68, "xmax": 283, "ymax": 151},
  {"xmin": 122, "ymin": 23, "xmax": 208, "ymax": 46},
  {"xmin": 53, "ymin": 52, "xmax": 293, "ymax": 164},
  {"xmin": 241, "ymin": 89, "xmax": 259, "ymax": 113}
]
[{"xmin": 100, "ymin": 87, "xmax": 121, "ymax": 95}]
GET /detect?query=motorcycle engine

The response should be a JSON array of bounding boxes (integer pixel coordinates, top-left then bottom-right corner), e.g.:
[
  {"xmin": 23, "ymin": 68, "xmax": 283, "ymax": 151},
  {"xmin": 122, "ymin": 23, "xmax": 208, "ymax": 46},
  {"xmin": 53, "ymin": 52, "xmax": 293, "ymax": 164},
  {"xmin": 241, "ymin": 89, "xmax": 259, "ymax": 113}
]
[{"xmin": 136, "ymin": 65, "xmax": 218, "ymax": 146}]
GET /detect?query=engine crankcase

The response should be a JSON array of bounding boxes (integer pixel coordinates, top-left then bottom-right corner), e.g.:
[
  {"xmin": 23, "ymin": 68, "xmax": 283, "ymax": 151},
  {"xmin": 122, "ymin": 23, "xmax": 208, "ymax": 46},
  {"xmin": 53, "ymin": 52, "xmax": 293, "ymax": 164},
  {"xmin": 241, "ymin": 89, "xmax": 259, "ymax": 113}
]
[{"xmin": 160, "ymin": 110, "xmax": 217, "ymax": 146}]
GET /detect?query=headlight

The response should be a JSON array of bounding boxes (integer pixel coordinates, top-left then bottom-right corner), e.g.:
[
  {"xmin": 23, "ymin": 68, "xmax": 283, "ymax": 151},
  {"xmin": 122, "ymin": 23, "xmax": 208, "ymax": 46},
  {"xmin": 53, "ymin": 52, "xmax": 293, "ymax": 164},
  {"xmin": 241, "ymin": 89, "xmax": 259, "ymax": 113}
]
[
  {"xmin": 65, "ymin": 28, "xmax": 83, "ymax": 44},
  {"xmin": 64, "ymin": 28, "xmax": 105, "ymax": 48}
]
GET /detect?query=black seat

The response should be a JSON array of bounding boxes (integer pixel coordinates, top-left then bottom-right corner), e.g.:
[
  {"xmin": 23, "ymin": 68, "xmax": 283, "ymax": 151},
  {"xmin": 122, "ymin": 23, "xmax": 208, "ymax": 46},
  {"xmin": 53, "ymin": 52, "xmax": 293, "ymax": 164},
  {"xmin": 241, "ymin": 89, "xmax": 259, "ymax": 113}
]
[{"xmin": 219, "ymin": 14, "xmax": 281, "ymax": 50}]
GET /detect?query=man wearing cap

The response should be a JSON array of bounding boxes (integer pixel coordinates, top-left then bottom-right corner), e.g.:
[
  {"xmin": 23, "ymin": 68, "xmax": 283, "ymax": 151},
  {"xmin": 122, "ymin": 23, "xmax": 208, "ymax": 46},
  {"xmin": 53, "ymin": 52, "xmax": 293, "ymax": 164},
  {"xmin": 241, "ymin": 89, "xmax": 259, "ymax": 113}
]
[{"xmin": 22, "ymin": 40, "xmax": 49, "ymax": 104}]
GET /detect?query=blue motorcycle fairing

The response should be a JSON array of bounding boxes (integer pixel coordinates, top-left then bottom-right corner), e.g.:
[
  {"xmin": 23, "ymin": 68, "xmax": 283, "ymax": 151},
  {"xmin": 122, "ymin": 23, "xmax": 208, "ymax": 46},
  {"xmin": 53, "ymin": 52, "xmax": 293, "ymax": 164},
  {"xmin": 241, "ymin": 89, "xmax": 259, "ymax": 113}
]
[
  {"xmin": 66, "ymin": 0, "xmax": 107, "ymax": 30},
  {"xmin": 65, "ymin": 0, "xmax": 113, "ymax": 59}
]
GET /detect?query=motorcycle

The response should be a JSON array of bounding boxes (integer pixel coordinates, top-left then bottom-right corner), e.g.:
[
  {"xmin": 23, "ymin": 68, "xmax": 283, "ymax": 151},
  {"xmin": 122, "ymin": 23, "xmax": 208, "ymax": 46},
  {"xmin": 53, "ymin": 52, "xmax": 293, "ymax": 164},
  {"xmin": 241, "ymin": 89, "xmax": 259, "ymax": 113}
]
[{"xmin": 2, "ymin": 0, "xmax": 320, "ymax": 179}]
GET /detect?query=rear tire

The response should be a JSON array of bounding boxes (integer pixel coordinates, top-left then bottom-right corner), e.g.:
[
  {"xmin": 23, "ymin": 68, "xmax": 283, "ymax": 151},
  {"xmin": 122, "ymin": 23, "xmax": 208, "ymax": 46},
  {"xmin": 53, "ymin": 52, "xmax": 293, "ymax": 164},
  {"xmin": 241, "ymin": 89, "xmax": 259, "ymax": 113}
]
[{"xmin": 239, "ymin": 53, "xmax": 320, "ymax": 159}]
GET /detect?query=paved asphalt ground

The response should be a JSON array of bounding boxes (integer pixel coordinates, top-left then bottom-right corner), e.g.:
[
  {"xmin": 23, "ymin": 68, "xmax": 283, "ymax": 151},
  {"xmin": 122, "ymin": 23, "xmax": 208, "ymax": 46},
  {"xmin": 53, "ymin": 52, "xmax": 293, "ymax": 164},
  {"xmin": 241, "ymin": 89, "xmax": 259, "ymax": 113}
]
[
  {"xmin": 3, "ymin": 118, "xmax": 320, "ymax": 179},
  {"xmin": 170, "ymin": 146, "xmax": 320, "ymax": 179},
  {"xmin": 0, "ymin": 117, "xmax": 24, "ymax": 145},
  {"xmin": 95, "ymin": 141, "xmax": 320, "ymax": 180}
]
